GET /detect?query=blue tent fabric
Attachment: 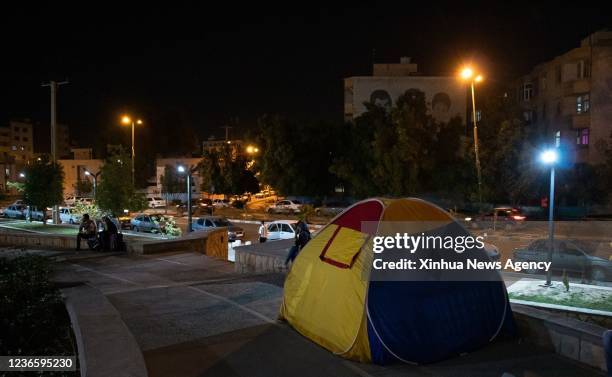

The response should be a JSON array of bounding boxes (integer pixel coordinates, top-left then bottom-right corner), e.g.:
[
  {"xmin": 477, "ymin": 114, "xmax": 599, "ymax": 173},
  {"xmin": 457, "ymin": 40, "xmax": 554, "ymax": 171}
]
[{"xmin": 366, "ymin": 281, "xmax": 515, "ymax": 364}]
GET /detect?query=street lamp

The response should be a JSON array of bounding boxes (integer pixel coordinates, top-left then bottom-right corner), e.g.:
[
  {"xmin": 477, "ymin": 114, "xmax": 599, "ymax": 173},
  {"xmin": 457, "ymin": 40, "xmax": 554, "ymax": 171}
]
[
  {"xmin": 120, "ymin": 115, "xmax": 143, "ymax": 187},
  {"xmin": 84, "ymin": 170, "xmax": 100, "ymax": 199},
  {"xmin": 18, "ymin": 172, "xmax": 25, "ymax": 178},
  {"xmin": 540, "ymin": 148, "xmax": 559, "ymax": 286},
  {"xmin": 177, "ymin": 165, "xmax": 197, "ymax": 233},
  {"xmin": 460, "ymin": 66, "xmax": 484, "ymax": 211}
]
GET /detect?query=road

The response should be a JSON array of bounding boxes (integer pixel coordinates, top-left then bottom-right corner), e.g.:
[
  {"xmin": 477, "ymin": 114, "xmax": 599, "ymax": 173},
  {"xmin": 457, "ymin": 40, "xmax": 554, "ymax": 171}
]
[{"xmin": 51, "ymin": 251, "xmax": 604, "ymax": 377}]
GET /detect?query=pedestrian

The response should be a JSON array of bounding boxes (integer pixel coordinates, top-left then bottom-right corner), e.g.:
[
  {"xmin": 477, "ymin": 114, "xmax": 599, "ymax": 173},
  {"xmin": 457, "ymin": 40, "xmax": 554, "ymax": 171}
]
[
  {"xmin": 285, "ymin": 220, "xmax": 311, "ymax": 266},
  {"xmin": 76, "ymin": 214, "xmax": 96, "ymax": 251},
  {"xmin": 258, "ymin": 221, "xmax": 267, "ymax": 243}
]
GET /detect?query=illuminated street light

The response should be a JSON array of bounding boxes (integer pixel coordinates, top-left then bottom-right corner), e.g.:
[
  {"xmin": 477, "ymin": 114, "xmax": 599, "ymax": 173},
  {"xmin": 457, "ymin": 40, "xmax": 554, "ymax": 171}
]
[
  {"xmin": 120, "ymin": 114, "xmax": 143, "ymax": 186},
  {"xmin": 459, "ymin": 65, "xmax": 485, "ymax": 211},
  {"xmin": 85, "ymin": 170, "xmax": 100, "ymax": 199},
  {"xmin": 176, "ymin": 165, "xmax": 197, "ymax": 232},
  {"xmin": 19, "ymin": 172, "xmax": 25, "ymax": 178},
  {"xmin": 540, "ymin": 148, "xmax": 559, "ymax": 286},
  {"xmin": 246, "ymin": 145, "xmax": 259, "ymax": 154}
]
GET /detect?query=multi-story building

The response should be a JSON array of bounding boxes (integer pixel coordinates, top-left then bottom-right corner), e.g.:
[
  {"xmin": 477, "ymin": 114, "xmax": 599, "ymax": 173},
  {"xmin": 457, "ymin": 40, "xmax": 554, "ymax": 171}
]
[
  {"xmin": 0, "ymin": 120, "xmax": 35, "ymax": 164},
  {"xmin": 515, "ymin": 30, "xmax": 612, "ymax": 165},
  {"xmin": 344, "ymin": 57, "xmax": 467, "ymax": 123},
  {"xmin": 202, "ymin": 138, "xmax": 245, "ymax": 160},
  {"xmin": 57, "ymin": 148, "xmax": 103, "ymax": 198}
]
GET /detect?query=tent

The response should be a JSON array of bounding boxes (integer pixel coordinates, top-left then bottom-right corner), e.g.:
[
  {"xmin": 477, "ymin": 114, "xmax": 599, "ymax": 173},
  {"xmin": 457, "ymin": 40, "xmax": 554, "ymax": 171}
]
[{"xmin": 279, "ymin": 198, "xmax": 515, "ymax": 365}]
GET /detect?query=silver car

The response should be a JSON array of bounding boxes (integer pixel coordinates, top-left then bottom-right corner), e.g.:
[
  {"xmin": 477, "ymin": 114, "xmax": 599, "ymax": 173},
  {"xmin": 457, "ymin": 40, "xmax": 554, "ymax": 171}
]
[{"xmin": 192, "ymin": 216, "xmax": 244, "ymax": 241}]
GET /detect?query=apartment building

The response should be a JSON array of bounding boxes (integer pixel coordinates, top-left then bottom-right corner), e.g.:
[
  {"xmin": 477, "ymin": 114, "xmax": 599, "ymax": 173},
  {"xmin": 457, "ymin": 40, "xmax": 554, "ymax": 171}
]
[{"xmin": 515, "ymin": 30, "xmax": 612, "ymax": 164}]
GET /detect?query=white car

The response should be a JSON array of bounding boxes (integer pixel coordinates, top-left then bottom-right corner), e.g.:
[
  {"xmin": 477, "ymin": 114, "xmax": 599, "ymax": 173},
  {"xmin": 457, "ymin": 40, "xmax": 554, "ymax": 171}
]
[
  {"xmin": 147, "ymin": 196, "xmax": 166, "ymax": 208},
  {"xmin": 265, "ymin": 220, "xmax": 298, "ymax": 241},
  {"xmin": 59, "ymin": 207, "xmax": 82, "ymax": 224},
  {"xmin": 3, "ymin": 205, "xmax": 26, "ymax": 219},
  {"xmin": 266, "ymin": 200, "xmax": 302, "ymax": 214}
]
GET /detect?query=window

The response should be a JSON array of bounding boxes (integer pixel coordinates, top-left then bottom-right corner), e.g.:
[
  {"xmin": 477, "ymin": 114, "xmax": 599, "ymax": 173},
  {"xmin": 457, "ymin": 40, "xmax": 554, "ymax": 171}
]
[
  {"xmin": 576, "ymin": 128, "xmax": 589, "ymax": 146},
  {"xmin": 577, "ymin": 60, "xmax": 590, "ymax": 79},
  {"xmin": 281, "ymin": 224, "xmax": 293, "ymax": 233},
  {"xmin": 205, "ymin": 219, "xmax": 214, "ymax": 227},
  {"xmin": 476, "ymin": 110, "xmax": 482, "ymax": 122},
  {"xmin": 267, "ymin": 223, "xmax": 278, "ymax": 233},
  {"xmin": 522, "ymin": 83, "xmax": 533, "ymax": 101},
  {"xmin": 576, "ymin": 94, "xmax": 590, "ymax": 114},
  {"xmin": 555, "ymin": 65, "xmax": 562, "ymax": 84},
  {"xmin": 555, "ymin": 131, "xmax": 561, "ymax": 147},
  {"xmin": 13, "ymin": 136, "xmax": 19, "ymax": 141},
  {"xmin": 541, "ymin": 75, "xmax": 547, "ymax": 91}
]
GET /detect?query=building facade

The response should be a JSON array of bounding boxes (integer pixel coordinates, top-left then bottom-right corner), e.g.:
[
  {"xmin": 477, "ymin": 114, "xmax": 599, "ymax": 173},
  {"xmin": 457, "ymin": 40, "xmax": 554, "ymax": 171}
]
[
  {"xmin": 155, "ymin": 157, "xmax": 202, "ymax": 197},
  {"xmin": 57, "ymin": 157, "xmax": 104, "ymax": 198},
  {"xmin": 515, "ymin": 30, "xmax": 612, "ymax": 165},
  {"xmin": 344, "ymin": 57, "xmax": 467, "ymax": 123}
]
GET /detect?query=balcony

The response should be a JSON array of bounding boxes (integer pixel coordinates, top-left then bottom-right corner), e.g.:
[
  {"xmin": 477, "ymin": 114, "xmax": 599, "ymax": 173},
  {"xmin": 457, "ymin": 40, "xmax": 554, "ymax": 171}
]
[
  {"xmin": 562, "ymin": 79, "xmax": 590, "ymax": 96},
  {"xmin": 571, "ymin": 113, "xmax": 591, "ymax": 129}
]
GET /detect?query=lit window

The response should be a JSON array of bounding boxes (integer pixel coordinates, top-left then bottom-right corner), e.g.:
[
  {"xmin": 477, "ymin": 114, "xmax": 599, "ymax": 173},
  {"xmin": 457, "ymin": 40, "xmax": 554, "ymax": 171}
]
[
  {"xmin": 576, "ymin": 129, "xmax": 589, "ymax": 146},
  {"xmin": 577, "ymin": 60, "xmax": 590, "ymax": 79},
  {"xmin": 476, "ymin": 110, "xmax": 482, "ymax": 122},
  {"xmin": 576, "ymin": 94, "xmax": 590, "ymax": 114},
  {"xmin": 555, "ymin": 131, "xmax": 561, "ymax": 147}
]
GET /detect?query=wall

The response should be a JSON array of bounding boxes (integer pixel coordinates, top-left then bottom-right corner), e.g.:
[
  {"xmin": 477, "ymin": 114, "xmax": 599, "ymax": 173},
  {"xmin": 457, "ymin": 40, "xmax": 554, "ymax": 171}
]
[
  {"xmin": 58, "ymin": 159, "xmax": 104, "ymax": 197},
  {"xmin": 345, "ymin": 76, "xmax": 467, "ymax": 123}
]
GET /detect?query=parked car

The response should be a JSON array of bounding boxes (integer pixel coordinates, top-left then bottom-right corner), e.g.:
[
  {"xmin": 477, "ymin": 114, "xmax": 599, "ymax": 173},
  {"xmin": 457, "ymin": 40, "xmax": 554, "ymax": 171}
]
[
  {"xmin": 513, "ymin": 239, "xmax": 612, "ymax": 281},
  {"xmin": 26, "ymin": 206, "xmax": 47, "ymax": 221},
  {"xmin": 59, "ymin": 207, "xmax": 82, "ymax": 224},
  {"xmin": 266, "ymin": 200, "xmax": 302, "ymax": 214},
  {"xmin": 192, "ymin": 216, "xmax": 245, "ymax": 241},
  {"xmin": 314, "ymin": 201, "xmax": 350, "ymax": 217},
  {"xmin": 3, "ymin": 204, "xmax": 26, "ymax": 219},
  {"xmin": 265, "ymin": 220, "xmax": 298, "ymax": 241},
  {"xmin": 465, "ymin": 207, "xmax": 527, "ymax": 230},
  {"xmin": 118, "ymin": 210, "xmax": 133, "ymax": 229},
  {"xmin": 130, "ymin": 213, "xmax": 167, "ymax": 233},
  {"xmin": 147, "ymin": 196, "xmax": 167, "ymax": 208},
  {"xmin": 212, "ymin": 199, "xmax": 230, "ymax": 208}
]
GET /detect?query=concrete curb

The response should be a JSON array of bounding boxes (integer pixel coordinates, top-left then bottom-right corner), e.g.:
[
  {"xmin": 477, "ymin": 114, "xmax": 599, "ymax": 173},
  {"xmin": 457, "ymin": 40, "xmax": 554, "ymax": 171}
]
[
  {"xmin": 512, "ymin": 303, "xmax": 608, "ymax": 372},
  {"xmin": 510, "ymin": 298, "xmax": 612, "ymax": 317},
  {"xmin": 62, "ymin": 285, "xmax": 148, "ymax": 377}
]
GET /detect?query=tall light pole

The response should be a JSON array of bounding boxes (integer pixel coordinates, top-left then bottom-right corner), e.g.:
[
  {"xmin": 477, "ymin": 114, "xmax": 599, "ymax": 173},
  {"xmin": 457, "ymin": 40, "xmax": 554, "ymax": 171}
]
[
  {"xmin": 177, "ymin": 165, "xmax": 197, "ymax": 233},
  {"xmin": 42, "ymin": 80, "xmax": 68, "ymax": 224},
  {"xmin": 540, "ymin": 148, "xmax": 559, "ymax": 286},
  {"xmin": 460, "ymin": 67, "xmax": 484, "ymax": 211},
  {"xmin": 121, "ymin": 115, "xmax": 143, "ymax": 187},
  {"xmin": 85, "ymin": 170, "xmax": 100, "ymax": 199}
]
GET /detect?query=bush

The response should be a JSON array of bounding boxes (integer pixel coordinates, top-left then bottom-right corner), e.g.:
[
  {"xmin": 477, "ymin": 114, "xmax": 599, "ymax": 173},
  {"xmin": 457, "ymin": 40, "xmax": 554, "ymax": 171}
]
[{"xmin": 0, "ymin": 255, "xmax": 74, "ymax": 357}]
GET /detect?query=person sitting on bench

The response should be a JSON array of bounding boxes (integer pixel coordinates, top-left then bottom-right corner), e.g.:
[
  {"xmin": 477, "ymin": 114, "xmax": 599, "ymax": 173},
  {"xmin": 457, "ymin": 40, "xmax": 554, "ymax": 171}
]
[{"xmin": 76, "ymin": 214, "xmax": 96, "ymax": 251}]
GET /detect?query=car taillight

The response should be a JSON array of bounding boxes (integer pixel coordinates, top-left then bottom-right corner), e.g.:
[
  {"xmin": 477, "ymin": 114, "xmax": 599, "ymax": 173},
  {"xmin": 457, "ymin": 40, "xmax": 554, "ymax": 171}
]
[{"xmin": 512, "ymin": 215, "xmax": 526, "ymax": 220}]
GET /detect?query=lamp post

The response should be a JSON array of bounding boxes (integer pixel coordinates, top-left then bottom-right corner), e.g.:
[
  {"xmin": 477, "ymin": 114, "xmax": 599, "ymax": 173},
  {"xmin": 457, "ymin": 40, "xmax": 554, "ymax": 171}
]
[
  {"xmin": 460, "ymin": 67, "xmax": 484, "ymax": 211},
  {"xmin": 540, "ymin": 148, "xmax": 559, "ymax": 286},
  {"xmin": 84, "ymin": 170, "xmax": 100, "ymax": 199},
  {"xmin": 120, "ymin": 115, "xmax": 143, "ymax": 187},
  {"xmin": 177, "ymin": 165, "xmax": 197, "ymax": 233}
]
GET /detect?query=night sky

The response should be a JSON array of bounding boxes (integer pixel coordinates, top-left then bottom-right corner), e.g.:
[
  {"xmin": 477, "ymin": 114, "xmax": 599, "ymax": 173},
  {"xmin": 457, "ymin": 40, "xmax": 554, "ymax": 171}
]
[{"xmin": 1, "ymin": 4, "xmax": 610, "ymax": 156}]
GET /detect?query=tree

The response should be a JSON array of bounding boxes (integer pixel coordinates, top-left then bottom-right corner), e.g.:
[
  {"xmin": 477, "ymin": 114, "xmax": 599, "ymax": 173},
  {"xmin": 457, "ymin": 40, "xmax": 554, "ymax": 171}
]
[
  {"xmin": 96, "ymin": 149, "xmax": 147, "ymax": 215},
  {"xmin": 199, "ymin": 146, "xmax": 260, "ymax": 195},
  {"xmin": 23, "ymin": 159, "xmax": 64, "ymax": 223},
  {"xmin": 254, "ymin": 115, "xmax": 343, "ymax": 197}
]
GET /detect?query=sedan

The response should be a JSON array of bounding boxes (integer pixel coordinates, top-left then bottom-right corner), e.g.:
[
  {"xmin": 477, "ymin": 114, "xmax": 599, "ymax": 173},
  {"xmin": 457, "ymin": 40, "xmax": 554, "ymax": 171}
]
[
  {"xmin": 130, "ymin": 213, "xmax": 167, "ymax": 233},
  {"xmin": 3, "ymin": 205, "xmax": 26, "ymax": 219},
  {"xmin": 147, "ymin": 196, "xmax": 167, "ymax": 208},
  {"xmin": 266, "ymin": 200, "xmax": 302, "ymax": 214},
  {"xmin": 59, "ymin": 207, "xmax": 82, "ymax": 224},
  {"xmin": 513, "ymin": 239, "xmax": 612, "ymax": 281},
  {"xmin": 192, "ymin": 216, "xmax": 244, "ymax": 241}
]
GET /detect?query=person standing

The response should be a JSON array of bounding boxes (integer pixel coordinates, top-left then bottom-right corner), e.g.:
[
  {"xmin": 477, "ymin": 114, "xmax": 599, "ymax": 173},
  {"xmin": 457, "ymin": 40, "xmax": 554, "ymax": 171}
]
[
  {"xmin": 258, "ymin": 221, "xmax": 267, "ymax": 243},
  {"xmin": 285, "ymin": 220, "xmax": 311, "ymax": 266}
]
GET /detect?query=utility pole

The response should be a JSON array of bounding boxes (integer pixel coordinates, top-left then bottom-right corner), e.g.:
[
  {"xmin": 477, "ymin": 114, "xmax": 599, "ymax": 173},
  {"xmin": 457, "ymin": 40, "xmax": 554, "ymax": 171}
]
[
  {"xmin": 221, "ymin": 125, "xmax": 233, "ymax": 141},
  {"xmin": 42, "ymin": 80, "xmax": 69, "ymax": 224}
]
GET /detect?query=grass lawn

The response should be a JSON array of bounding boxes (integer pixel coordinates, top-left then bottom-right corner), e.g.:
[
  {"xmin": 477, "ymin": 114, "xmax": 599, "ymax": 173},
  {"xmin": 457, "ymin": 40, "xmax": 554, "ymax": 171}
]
[
  {"xmin": 508, "ymin": 280, "xmax": 612, "ymax": 312},
  {"xmin": 0, "ymin": 221, "xmax": 78, "ymax": 235}
]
